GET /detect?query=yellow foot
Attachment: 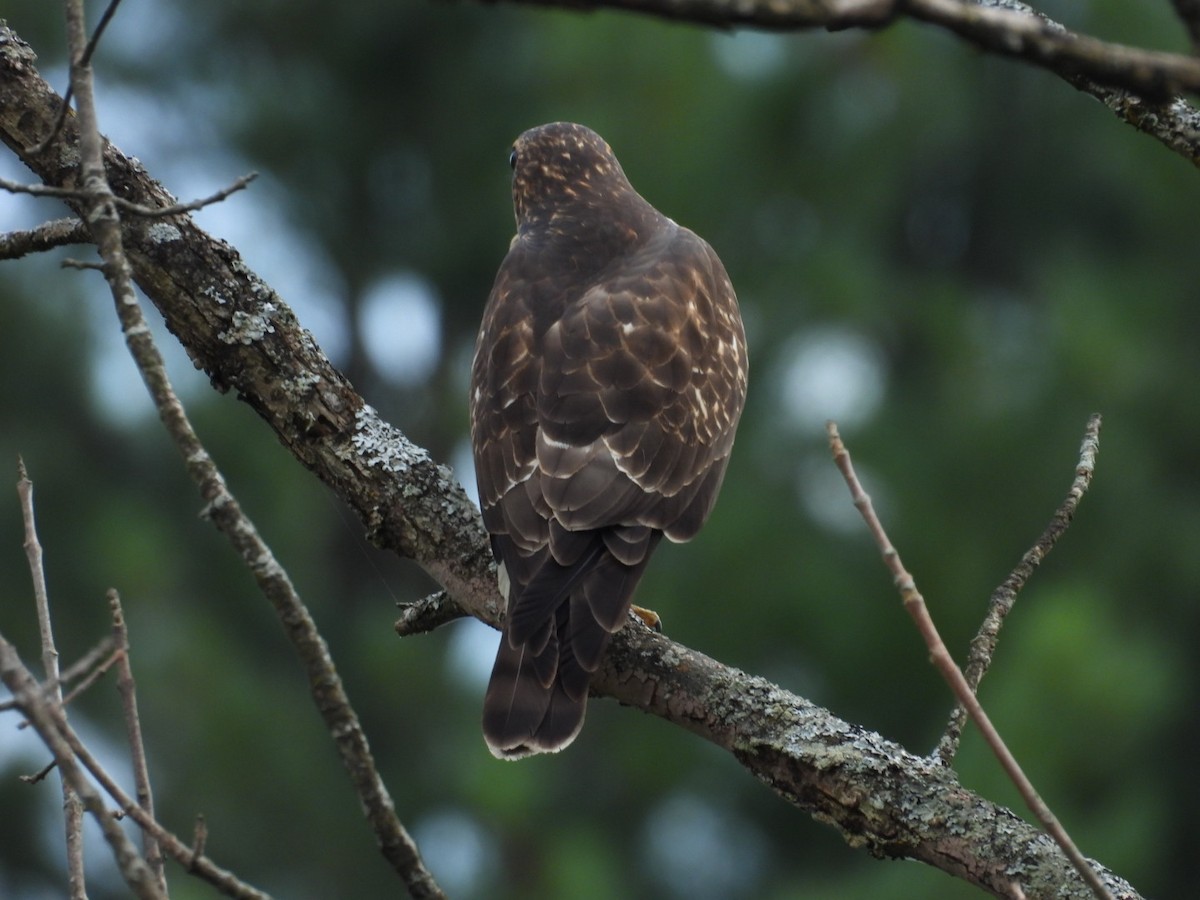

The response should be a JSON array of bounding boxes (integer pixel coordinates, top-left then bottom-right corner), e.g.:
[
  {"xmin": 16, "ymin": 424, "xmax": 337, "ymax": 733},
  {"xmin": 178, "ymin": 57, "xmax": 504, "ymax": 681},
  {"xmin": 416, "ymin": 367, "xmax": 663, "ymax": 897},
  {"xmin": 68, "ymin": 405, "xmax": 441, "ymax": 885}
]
[{"xmin": 630, "ymin": 604, "xmax": 662, "ymax": 632}]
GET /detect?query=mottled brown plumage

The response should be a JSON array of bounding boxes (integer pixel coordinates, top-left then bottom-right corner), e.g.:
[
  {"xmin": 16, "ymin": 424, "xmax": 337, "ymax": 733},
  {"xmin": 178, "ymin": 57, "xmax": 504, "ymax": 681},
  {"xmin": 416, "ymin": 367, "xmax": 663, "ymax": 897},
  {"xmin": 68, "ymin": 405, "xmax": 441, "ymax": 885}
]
[{"xmin": 470, "ymin": 122, "xmax": 748, "ymax": 758}]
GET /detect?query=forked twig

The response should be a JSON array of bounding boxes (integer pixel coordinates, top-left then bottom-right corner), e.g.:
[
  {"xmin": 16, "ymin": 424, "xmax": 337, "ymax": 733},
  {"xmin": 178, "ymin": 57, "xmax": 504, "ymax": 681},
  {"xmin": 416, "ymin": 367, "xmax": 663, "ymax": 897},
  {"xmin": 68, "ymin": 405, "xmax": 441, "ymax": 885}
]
[
  {"xmin": 0, "ymin": 634, "xmax": 262, "ymax": 899},
  {"xmin": 826, "ymin": 421, "xmax": 1114, "ymax": 900},
  {"xmin": 938, "ymin": 414, "xmax": 1102, "ymax": 763},
  {"xmin": 0, "ymin": 639, "xmax": 165, "ymax": 899}
]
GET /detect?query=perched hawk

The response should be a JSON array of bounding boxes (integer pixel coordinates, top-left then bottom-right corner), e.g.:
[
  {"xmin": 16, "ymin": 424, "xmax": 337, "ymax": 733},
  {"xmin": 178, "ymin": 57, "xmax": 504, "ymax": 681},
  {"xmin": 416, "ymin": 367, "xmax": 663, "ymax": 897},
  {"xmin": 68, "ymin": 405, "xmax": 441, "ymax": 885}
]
[{"xmin": 470, "ymin": 122, "xmax": 748, "ymax": 759}]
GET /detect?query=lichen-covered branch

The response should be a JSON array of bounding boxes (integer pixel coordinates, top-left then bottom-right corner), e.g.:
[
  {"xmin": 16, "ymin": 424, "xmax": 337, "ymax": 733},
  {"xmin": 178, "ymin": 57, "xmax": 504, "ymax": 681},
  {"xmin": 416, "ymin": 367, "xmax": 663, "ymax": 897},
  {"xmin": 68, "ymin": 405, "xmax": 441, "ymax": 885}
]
[
  {"xmin": 594, "ymin": 625, "xmax": 1135, "ymax": 898},
  {"xmin": 0, "ymin": 216, "xmax": 89, "ymax": 259},
  {"xmin": 0, "ymin": 22, "xmax": 1142, "ymax": 898}
]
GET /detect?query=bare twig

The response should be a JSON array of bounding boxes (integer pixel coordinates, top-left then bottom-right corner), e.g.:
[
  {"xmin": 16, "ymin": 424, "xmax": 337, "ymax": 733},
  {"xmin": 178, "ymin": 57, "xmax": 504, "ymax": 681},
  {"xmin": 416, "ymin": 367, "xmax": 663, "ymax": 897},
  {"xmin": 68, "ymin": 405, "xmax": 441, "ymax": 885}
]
[
  {"xmin": 27, "ymin": 0, "xmax": 126, "ymax": 157},
  {"xmin": 0, "ymin": 637, "xmax": 166, "ymax": 899},
  {"xmin": 1, "ymin": 632, "xmax": 264, "ymax": 898},
  {"xmin": 394, "ymin": 589, "xmax": 467, "ymax": 636},
  {"xmin": 17, "ymin": 459, "xmax": 56, "ymax": 688},
  {"xmin": 99, "ymin": 214, "xmax": 445, "ymax": 896},
  {"xmin": 905, "ymin": 0, "xmax": 1196, "ymax": 97},
  {"xmin": 17, "ymin": 457, "xmax": 86, "ymax": 898},
  {"xmin": 109, "ymin": 589, "xmax": 167, "ymax": 894},
  {"xmin": 12, "ymin": 636, "xmax": 118, "ymax": 723},
  {"xmin": 0, "ymin": 175, "xmax": 94, "ymax": 200},
  {"xmin": 0, "ymin": 172, "xmax": 258, "ymax": 218},
  {"xmin": 191, "ymin": 814, "xmax": 208, "ymax": 869},
  {"xmin": 0, "ymin": 217, "xmax": 90, "ymax": 259},
  {"xmin": 937, "ymin": 414, "xmax": 1102, "ymax": 763},
  {"xmin": 19, "ymin": 759, "xmax": 57, "ymax": 784},
  {"xmin": 58, "ymin": 639, "xmax": 121, "ymax": 708},
  {"xmin": 502, "ymin": 0, "xmax": 1200, "ymax": 96},
  {"xmin": 826, "ymin": 421, "xmax": 1114, "ymax": 900},
  {"xmin": 116, "ymin": 171, "xmax": 258, "ymax": 217}
]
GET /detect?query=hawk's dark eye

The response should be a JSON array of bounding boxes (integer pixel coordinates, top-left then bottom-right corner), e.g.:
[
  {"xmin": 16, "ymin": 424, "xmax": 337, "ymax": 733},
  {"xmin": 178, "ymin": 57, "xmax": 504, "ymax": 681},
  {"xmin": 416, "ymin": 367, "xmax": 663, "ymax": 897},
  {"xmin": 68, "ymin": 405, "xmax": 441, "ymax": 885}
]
[{"xmin": 509, "ymin": 148, "xmax": 518, "ymax": 170}]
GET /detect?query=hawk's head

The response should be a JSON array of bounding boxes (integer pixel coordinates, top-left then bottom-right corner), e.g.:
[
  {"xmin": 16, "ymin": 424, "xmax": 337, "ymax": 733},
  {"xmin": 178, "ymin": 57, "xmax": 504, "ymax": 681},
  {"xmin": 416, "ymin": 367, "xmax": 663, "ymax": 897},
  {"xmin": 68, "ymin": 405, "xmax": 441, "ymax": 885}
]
[{"xmin": 509, "ymin": 123, "xmax": 651, "ymax": 237}]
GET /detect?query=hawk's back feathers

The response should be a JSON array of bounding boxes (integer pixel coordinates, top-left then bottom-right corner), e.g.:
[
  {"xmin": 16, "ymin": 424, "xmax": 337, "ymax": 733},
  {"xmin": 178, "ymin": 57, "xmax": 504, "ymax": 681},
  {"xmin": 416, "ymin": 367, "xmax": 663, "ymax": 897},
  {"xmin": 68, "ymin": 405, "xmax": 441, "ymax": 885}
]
[{"xmin": 470, "ymin": 123, "xmax": 747, "ymax": 758}]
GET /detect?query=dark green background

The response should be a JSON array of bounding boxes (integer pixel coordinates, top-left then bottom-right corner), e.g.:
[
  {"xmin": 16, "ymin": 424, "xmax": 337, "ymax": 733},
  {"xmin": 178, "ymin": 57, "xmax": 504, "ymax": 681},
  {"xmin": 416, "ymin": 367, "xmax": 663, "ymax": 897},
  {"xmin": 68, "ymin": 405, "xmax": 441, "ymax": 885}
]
[{"xmin": 1, "ymin": 1, "xmax": 1195, "ymax": 897}]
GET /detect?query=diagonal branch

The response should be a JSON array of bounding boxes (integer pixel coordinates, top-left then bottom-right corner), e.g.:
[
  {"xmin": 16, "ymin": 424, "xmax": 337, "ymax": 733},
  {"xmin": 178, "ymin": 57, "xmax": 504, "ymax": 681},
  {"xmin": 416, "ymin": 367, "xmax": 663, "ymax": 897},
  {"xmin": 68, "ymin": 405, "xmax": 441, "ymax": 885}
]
[
  {"xmin": 52, "ymin": 5, "xmax": 445, "ymax": 897},
  {"xmin": 826, "ymin": 422, "xmax": 1112, "ymax": 900},
  {"xmin": 937, "ymin": 413, "xmax": 1102, "ymax": 763}
]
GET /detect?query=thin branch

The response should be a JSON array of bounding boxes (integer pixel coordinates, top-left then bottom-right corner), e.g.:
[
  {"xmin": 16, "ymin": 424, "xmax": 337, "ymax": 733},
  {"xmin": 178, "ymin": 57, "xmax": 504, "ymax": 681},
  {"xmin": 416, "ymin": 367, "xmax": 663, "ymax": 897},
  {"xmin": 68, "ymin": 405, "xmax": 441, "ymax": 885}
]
[
  {"xmin": 190, "ymin": 814, "xmax": 208, "ymax": 869},
  {"xmin": 500, "ymin": 0, "xmax": 1200, "ymax": 96},
  {"xmin": 27, "ymin": 0, "xmax": 126, "ymax": 157},
  {"xmin": 17, "ymin": 457, "xmax": 85, "ymax": 898},
  {"xmin": 0, "ymin": 175, "xmax": 93, "ymax": 200},
  {"xmin": 108, "ymin": 589, "xmax": 167, "ymax": 895},
  {"xmin": 937, "ymin": 414, "xmax": 1102, "ymax": 763},
  {"xmin": 0, "ymin": 637, "xmax": 166, "ymax": 899},
  {"xmin": 101, "ymin": 223, "xmax": 445, "ymax": 897},
  {"xmin": 82, "ymin": 0, "xmax": 127, "ymax": 69},
  {"xmin": 58, "ymin": 639, "xmax": 121, "ymax": 708},
  {"xmin": 826, "ymin": 421, "xmax": 1114, "ymax": 900},
  {"xmin": 116, "ymin": 171, "xmax": 258, "ymax": 217},
  {"xmin": 19, "ymin": 759, "xmax": 57, "ymax": 784},
  {"xmin": 0, "ymin": 217, "xmax": 90, "ymax": 259},
  {"xmin": 10, "ymin": 636, "xmax": 119, "ymax": 721},
  {"xmin": 0, "ymin": 172, "xmax": 258, "ymax": 218},
  {"xmin": 55, "ymin": 0, "xmax": 443, "ymax": 893},
  {"xmin": 0, "ymin": 632, "xmax": 263, "ymax": 899},
  {"xmin": 394, "ymin": 590, "xmax": 467, "ymax": 636}
]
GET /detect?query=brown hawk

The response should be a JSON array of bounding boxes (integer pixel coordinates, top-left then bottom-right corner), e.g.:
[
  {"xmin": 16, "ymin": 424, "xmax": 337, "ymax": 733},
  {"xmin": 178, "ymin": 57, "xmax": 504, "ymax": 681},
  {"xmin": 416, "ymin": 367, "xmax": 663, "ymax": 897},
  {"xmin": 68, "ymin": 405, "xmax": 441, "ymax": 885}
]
[{"xmin": 470, "ymin": 122, "xmax": 748, "ymax": 759}]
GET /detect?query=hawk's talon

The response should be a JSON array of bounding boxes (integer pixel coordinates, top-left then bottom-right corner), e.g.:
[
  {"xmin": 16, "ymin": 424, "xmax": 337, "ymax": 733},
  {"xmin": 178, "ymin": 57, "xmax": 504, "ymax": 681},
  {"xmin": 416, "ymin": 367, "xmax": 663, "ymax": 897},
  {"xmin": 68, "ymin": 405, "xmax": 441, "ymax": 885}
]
[{"xmin": 631, "ymin": 604, "xmax": 662, "ymax": 632}]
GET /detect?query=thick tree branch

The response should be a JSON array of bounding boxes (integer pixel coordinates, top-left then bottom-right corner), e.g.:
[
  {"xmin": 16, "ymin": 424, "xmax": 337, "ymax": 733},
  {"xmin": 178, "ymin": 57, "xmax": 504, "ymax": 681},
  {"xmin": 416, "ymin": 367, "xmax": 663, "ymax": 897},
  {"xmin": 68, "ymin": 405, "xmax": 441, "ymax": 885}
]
[
  {"xmin": 490, "ymin": 0, "xmax": 1200, "ymax": 166},
  {"xmin": 0, "ymin": 22, "xmax": 1141, "ymax": 898}
]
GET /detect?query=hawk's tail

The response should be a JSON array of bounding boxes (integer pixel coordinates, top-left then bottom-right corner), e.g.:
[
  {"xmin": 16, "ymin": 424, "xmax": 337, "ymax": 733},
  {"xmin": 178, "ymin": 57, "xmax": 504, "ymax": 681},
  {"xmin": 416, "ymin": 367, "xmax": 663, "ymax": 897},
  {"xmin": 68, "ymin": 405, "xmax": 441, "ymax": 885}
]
[
  {"xmin": 482, "ymin": 532, "xmax": 661, "ymax": 759},
  {"xmin": 482, "ymin": 609, "xmax": 591, "ymax": 759}
]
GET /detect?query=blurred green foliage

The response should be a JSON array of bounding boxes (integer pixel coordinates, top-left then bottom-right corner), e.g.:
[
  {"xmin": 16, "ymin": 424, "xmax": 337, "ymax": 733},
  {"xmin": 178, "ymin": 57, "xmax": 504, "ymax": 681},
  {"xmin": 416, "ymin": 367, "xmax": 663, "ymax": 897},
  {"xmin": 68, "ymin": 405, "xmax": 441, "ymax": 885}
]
[{"xmin": 1, "ymin": 2, "xmax": 1197, "ymax": 898}]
